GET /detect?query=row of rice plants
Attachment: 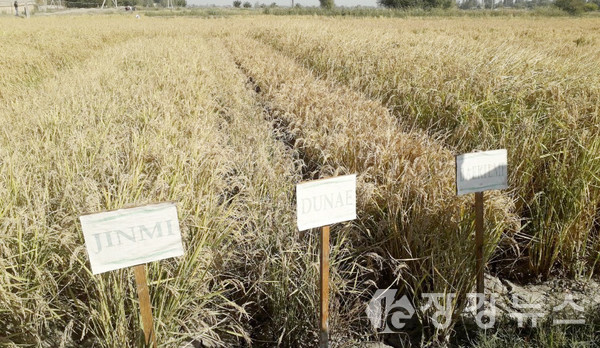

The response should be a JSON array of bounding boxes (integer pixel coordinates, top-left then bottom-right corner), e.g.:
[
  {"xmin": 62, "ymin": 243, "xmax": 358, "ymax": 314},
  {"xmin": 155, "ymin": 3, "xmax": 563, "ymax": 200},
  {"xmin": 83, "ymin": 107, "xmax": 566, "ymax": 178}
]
[
  {"xmin": 0, "ymin": 18, "xmax": 307, "ymax": 346},
  {"xmin": 251, "ymin": 17, "xmax": 600, "ymax": 277},
  {"xmin": 222, "ymin": 30, "xmax": 516, "ymax": 344},
  {"xmin": 0, "ymin": 16, "xmax": 157, "ymax": 103}
]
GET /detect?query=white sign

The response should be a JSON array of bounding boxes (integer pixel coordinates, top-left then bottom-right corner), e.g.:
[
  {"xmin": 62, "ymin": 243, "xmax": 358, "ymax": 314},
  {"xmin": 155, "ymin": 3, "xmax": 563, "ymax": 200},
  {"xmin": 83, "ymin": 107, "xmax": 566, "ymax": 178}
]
[
  {"xmin": 80, "ymin": 203, "xmax": 184, "ymax": 274},
  {"xmin": 296, "ymin": 174, "xmax": 357, "ymax": 231},
  {"xmin": 456, "ymin": 149, "xmax": 508, "ymax": 196}
]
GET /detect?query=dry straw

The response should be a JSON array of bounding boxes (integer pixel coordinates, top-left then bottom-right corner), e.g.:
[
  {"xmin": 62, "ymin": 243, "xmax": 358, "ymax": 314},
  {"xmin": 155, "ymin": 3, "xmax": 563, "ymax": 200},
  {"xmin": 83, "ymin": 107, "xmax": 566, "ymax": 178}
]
[
  {"xmin": 251, "ymin": 17, "xmax": 600, "ymax": 278},
  {"xmin": 0, "ymin": 17, "xmax": 303, "ymax": 346},
  {"xmin": 4, "ymin": 14, "xmax": 595, "ymax": 347},
  {"xmin": 223, "ymin": 31, "xmax": 516, "ymax": 341}
]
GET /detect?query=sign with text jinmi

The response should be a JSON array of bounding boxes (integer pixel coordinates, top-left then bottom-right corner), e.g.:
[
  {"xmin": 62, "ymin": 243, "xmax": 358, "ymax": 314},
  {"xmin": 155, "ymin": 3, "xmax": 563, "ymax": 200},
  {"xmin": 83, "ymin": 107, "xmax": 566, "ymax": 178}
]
[
  {"xmin": 296, "ymin": 174, "xmax": 357, "ymax": 231},
  {"xmin": 80, "ymin": 203, "xmax": 184, "ymax": 274},
  {"xmin": 456, "ymin": 149, "xmax": 508, "ymax": 196}
]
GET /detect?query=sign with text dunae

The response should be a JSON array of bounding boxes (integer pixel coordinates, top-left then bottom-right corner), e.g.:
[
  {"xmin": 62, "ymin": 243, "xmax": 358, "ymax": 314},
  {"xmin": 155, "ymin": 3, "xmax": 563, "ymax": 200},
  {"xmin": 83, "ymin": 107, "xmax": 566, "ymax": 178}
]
[
  {"xmin": 80, "ymin": 203, "xmax": 184, "ymax": 274},
  {"xmin": 296, "ymin": 174, "xmax": 357, "ymax": 348},
  {"xmin": 296, "ymin": 174, "xmax": 357, "ymax": 231}
]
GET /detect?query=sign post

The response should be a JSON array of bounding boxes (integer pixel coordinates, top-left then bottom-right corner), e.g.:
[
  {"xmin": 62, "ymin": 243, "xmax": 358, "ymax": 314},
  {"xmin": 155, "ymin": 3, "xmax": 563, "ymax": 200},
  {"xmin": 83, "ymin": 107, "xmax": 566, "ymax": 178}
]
[
  {"xmin": 297, "ymin": 174, "xmax": 357, "ymax": 348},
  {"xmin": 320, "ymin": 225, "xmax": 329, "ymax": 348},
  {"xmin": 475, "ymin": 192, "xmax": 484, "ymax": 295},
  {"xmin": 79, "ymin": 202, "xmax": 184, "ymax": 347},
  {"xmin": 456, "ymin": 149, "xmax": 508, "ymax": 297},
  {"xmin": 134, "ymin": 264, "xmax": 158, "ymax": 347}
]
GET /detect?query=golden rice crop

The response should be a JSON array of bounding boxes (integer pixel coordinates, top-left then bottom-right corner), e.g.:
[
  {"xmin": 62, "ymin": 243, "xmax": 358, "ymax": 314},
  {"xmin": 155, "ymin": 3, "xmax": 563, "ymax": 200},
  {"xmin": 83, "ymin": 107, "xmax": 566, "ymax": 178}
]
[
  {"xmin": 0, "ymin": 17, "xmax": 308, "ymax": 346},
  {"xmin": 0, "ymin": 16, "xmax": 157, "ymax": 103},
  {"xmin": 222, "ymin": 31, "xmax": 516, "ymax": 340},
  {"xmin": 1, "ymin": 13, "xmax": 596, "ymax": 347},
  {"xmin": 249, "ymin": 17, "xmax": 600, "ymax": 277}
]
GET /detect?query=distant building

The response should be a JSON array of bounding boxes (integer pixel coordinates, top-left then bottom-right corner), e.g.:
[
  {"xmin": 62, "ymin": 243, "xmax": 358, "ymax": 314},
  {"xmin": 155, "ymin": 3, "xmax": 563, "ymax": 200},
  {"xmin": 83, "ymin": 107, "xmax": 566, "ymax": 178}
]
[{"xmin": 0, "ymin": 0, "xmax": 36, "ymax": 14}]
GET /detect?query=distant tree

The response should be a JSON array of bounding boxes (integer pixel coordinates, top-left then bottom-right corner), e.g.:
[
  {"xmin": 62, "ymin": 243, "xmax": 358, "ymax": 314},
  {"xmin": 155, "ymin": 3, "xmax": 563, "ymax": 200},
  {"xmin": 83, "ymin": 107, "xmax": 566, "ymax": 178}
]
[
  {"xmin": 512, "ymin": 0, "xmax": 525, "ymax": 8},
  {"xmin": 584, "ymin": 1, "xmax": 599, "ymax": 11},
  {"xmin": 426, "ymin": 0, "xmax": 452, "ymax": 8},
  {"xmin": 527, "ymin": 0, "xmax": 551, "ymax": 6},
  {"xmin": 379, "ymin": 0, "xmax": 451, "ymax": 8},
  {"xmin": 554, "ymin": 0, "xmax": 586, "ymax": 14},
  {"xmin": 233, "ymin": 0, "xmax": 241, "ymax": 6},
  {"xmin": 378, "ymin": 0, "xmax": 416, "ymax": 7},
  {"xmin": 458, "ymin": 0, "xmax": 477, "ymax": 8},
  {"xmin": 243, "ymin": 1, "xmax": 251, "ymax": 6},
  {"xmin": 319, "ymin": 0, "xmax": 334, "ymax": 8}
]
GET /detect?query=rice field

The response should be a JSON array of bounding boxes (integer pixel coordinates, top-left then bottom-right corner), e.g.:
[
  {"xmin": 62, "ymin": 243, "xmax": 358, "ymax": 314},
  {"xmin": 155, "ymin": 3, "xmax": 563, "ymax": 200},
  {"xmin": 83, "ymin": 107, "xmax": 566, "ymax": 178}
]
[{"xmin": 0, "ymin": 13, "xmax": 598, "ymax": 347}]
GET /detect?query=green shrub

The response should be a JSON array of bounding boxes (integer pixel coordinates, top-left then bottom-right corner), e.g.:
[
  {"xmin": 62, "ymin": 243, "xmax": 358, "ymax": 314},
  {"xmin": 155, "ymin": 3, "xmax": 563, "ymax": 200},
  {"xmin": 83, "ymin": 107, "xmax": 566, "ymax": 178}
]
[
  {"xmin": 378, "ymin": 0, "xmax": 453, "ymax": 9},
  {"xmin": 554, "ymin": 0, "xmax": 586, "ymax": 14},
  {"xmin": 320, "ymin": 0, "xmax": 335, "ymax": 9},
  {"xmin": 584, "ymin": 2, "xmax": 599, "ymax": 11}
]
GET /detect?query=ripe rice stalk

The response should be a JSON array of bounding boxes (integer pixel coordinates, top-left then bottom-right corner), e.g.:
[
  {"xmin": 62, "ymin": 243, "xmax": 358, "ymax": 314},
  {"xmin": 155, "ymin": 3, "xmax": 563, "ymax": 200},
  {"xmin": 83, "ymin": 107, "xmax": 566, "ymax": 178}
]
[
  {"xmin": 0, "ymin": 18, "xmax": 305, "ymax": 346},
  {"xmin": 223, "ymin": 33, "xmax": 517, "ymax": 342},
  {"xmin": 251, "ymin": 17, "xmax": 600, "ymax": 277}
]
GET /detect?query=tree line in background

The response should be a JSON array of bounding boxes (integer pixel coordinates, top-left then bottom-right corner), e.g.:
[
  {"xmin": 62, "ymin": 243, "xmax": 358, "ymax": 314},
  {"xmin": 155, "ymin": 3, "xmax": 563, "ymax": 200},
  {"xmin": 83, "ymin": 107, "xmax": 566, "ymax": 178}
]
[
  {"xmin": 58, "ymin": 0, "xmax": 598, "ymax": 12},
  {"xmin": 65, "ymin": 0, "xmax": 185, "ymax": 8},
  {"xmin": 379, "ymin": 0, "xmax": 598, "ymax": 11},
  {"xmin": 233, "ymin": 0, "xmax": 334, "ymax": 8},
  {"xmin": 378, "ymin": 0, "xmax": 452, "ymax": 8},
  {"xmin": 232, "ymin": 0, "xmax": 598, "ymax": 12},
  {"xmin": 233, "ymin": 0, "xmax": 274, "ymax": 7},
  {"xmin": 66, "ymin": 0, "xmax": 597, "ymax": 13},
  {"xmin": 553, "ymin": 0, "xmax": 599, "ymax": 13},
  {"xmin": 457, "ymin": 0, "xmax": 598, "ymax": 11}
]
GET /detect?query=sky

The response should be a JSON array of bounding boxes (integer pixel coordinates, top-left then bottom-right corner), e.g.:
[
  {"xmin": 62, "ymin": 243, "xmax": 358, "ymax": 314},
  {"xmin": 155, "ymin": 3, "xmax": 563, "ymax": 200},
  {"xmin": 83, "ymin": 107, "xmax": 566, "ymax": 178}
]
[{"xmin": 188, "ymin": 0, "xmax": 379, "ymax": 7}]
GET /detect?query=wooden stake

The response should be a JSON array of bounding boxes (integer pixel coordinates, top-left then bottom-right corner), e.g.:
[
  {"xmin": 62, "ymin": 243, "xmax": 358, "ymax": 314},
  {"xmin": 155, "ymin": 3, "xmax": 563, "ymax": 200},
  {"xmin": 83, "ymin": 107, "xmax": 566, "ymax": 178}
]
[
  {"xmin": 320, "ymin": 225, "xmax": 330, "ymax": 348},
  {"xmin": 133, "ymin": 264, "xmax": 158, "ymax": 348},
  {"xmin": 475, "ymin": 192, "xmax": 484, "ymax": 296}
]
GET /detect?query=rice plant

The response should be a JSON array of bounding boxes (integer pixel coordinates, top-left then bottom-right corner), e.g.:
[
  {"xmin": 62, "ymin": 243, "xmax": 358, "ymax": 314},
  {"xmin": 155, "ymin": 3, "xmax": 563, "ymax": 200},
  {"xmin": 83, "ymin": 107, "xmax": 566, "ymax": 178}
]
[
  {"xmin": 0, "ymin": 13, "xmax": 597, "ymax": 347},
  {"xmin": 250, "ymin": 17, "xmax": 600, "ymax": 278}
]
